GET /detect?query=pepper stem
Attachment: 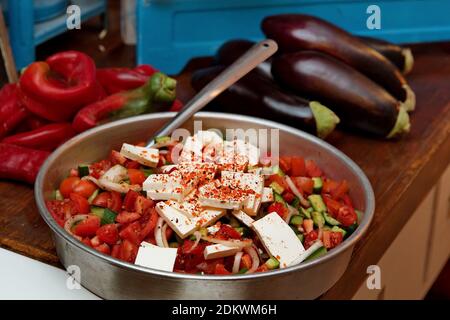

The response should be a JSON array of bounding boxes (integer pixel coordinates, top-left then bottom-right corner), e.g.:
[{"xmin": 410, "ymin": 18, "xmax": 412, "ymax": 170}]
[
  {"xmin": 150, "ymin": 72, "xmax": 177, "ymax": 103},
  {"xmin": 309, "ymin": 101, "xmax": 340, "ymax": 139}
]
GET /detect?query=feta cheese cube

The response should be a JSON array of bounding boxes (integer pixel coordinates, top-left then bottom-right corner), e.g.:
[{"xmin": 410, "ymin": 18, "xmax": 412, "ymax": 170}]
[
  {"xmin": 232, "ymin": 210, "xmax": 255, "ymax": 228},
  {"xmin": 252, "ymin": 212, "xmax": 305, "ymax": 268},
  {"xmin": 143, "ymin": 172, "xmax": 184, "ymax": 201},
  {"xmin": 197, "ymin": 180, "xmax": 244, "ymax": 210},
  {"xmin": 222, "ymin": 171, "xmax": 264, "ymax": 215},
  {"xmin": 261, "ymin": 187, "xmax": 274, "ymax": 203},
  {"xmin": 204, "ymin": 244, "xmax": 240, "ymax": 260},
  {"xmin": 194, "ymin": 207, "xmax": 226, "ymax": 227},
  {"xmin": 135, "ymin": 242, "xmax": 178, "ymax": 271},
  {"xmin": 206, "ymin": 224, "xmax": 221, "ymax": 235},
  {"xmin": 194, "ymin": 130, "xmax": 224, "ymax": 146},
  {"xmin": 223, "ymin": 140, "xmax": 260, "ymax": 166},
  {"xmin": 120, "ymin": 143, "xmax": 159, "ymax": 167},
  {"xmin": 155, "ymin": 202, "xmax": 197, "ymax": 238},
  {"xmin": 179, "ymin": 136, "xmax": 203, "ymax": 163}
]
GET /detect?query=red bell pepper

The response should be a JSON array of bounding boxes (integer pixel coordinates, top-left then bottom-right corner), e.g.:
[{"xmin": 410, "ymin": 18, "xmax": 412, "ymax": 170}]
[
  {"xmin": 12, "ymin": 114, "xmax": 49, "ymax": 133},
  {"xmin": 19, "ymin": 51, "xmax": 99, "ymax": 121},
  {"xmin": 72, "ymin": 72, "xmax": 177, "ymax": 133},
  {"xmin": 0, "ymin": 143, "xmax": 50, "ymax": 184},
  {"xmin": 0, "ymin": 84, "xmax": 30, "ymax": 138},
  {"xmin": 2, "ymin": 123, "xmax": 75, "ymax": 151},
  {"xmin": 96, "ymin": 64, "xmax": 158, "ymax": 95}
]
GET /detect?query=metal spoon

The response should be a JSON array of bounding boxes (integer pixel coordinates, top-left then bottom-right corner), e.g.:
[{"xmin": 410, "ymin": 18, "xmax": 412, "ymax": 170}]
[{"xmin": 146, "ymin": 39, "xmax": 278, "ymax": 147}]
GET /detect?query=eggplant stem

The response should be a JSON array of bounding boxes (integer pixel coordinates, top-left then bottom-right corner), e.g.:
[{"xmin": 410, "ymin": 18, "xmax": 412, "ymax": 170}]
[
  {"xmin": 309, "ymin": 101, "xmax": 340, "ymax": 139},
  {"xmin": 402, "ymin": 48, "xmax": 414, "ymax": 75},
  {"xmin": 387, "ymin": 106, "xmax": 410, "ymax": 138},
  {"xmin": 402, "ymin": 84, "xmax": 416, "ymax": 112}
]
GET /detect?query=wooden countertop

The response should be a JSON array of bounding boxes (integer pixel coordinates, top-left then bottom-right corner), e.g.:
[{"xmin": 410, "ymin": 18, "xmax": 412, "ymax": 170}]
[{"xmin": 0, "ymin": 8, "xmax": 449, "ymax": 299}]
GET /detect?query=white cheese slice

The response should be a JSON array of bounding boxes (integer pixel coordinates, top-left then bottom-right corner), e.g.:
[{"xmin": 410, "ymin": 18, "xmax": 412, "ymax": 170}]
[
  {"xmin": 155, "ymin": 202, "xmax": 197, "ymax": 238},
  {"xmin": 204, "ymin": 244, "xmax": 240, "ymax": 260},
  {"xmin": 194, "ymin": 130, "xmax": 224, "ymax": 146},
  {"xmin": 261, "ymin": 187, "xmax": 274, "ymax": 203},
  {"xmin": 223, "ymin": 139, "xmax": 260, "ymax": 166},
  {"xmin": 222, "ymin": 171, "xmax": 264, "ymax": 215},
  {"xmin": 179, "ymin": 136, "xmax": 203, "ymax": 163},
  {"xmin": 197, "ymin": 180, "xmax": 243, "ymax": 210},
  {"xmin": 252, "ymin": 212, "xmax": 305, "ymax": 268},
  {"xmin": 232, "ymin": 210, "xmax": 255, "ymax": 228},
  {"xmin": 135, "ymin": 242, "xmax": 178, "ymax": 271},
  {"xmin": 143, "ymin": 171, "xmax": 187, "ymax": 201},
  {"xmin": 100, "ymin": 164, "xmax": 127, "ymax": 183},
  {"xmin": 206, "ymin": 224, "xmax": 221, "ymax": 235},
  {"xmin": 290, "ymin": 240, "xmax": 324, "ymax": 266},
  {"xmin": 120, "ymin": 143, "xmax": 159, "ymax": 167},
  {"xmin": 194, "ymin": 207, "xmax": 226, "ymax": 228}
]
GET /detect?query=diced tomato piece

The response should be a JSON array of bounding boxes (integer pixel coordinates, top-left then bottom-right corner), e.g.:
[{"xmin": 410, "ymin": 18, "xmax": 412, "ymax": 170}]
[
  {"xmin": 119, "ymin": 221, "xmax": 141, "ymax": 245},
  {"xmin": 240, "ymin": 253, "xmax": 252, "ymax": 270},
  {"xmin": 303, "ymin": 229, "xmax": 319, "ymax": 249},
  {"xmin": 256, "ymin": 264, "xmax": 269, "ymax": 273},
  {"xmin": 69, "ymin": 193, "xmax": 90, "ymax": 214},
  {"xmin": 322, "ymin": 179, "xmax": 339, "ymax": 195},
  {"xmin": 181, "ymin": 240, "xmax": 205, "ymax": 256},
  {"xmin": 125, "ymin": 160, "xmax": 141, "ymax": 169},
  {"xmin": 157, "ymin": 154, "xmax": 166, "ymax": 167},
  {"xmin": 203, "ymin": 258, "xmax": 225, "ymax": 274},
  {"xmin": 119, "ymin": 239, "xmax": 138, "ymax": 263},
  {"xmin": 90, "ymin": 159, "xmax": 112, "ymax": 179},
  {"xmin": 139, "ymin": 208, "xmax": 159, "ymax": 240},
  {"xmin": 335, "ymin": 205, "xmax": 357, "ymax": 227},
  {"xmin": 165, "ymin": 227, "xmax": 174, "ymax": 241},
  {"xmin": 303, "ymin": 219, "xmax": 314, "ymax": 234},
  {"xmin": 342, "ymin": 194, "xmax": 354, "ymax": 209},
  {"xmin": 128, "ymin": 169, "xmax": 146, "ymax": 185},
  {"xmin": 331, "ymin": 180, "xmax": 349, "ymax": 200},
  {"xmin": 69, "ymin": 168, "xmax": 79, "ymax": 177},
  {"xmin": 290, "ymin": 156, "xmax": 306, "ymax": 177},
  {"xmin": 323, "ymin": 196, "xmax": 342, "ymax": 217},
  {"xmin": 305, "ymin": 159, "xmax": 323, "ymax": 177},
  {"xmin": 134, "ymin": 195, "xmax": 154, "ymax": 215},
  {"xmin": 72, "ymin": 215, "xmax": 101, "ymax": 237},
  {"xmin": 46, "ymin": 200, "xmax": 70, "ymax": 227},
  {"xmin": 108, "ymin": 191, "xmax": 123, "ymax": 212},
  {"xmin": 92, "ymin": 191, "xmax": 110, "ymax": 208},
  {"xmin": 59, "ymin": 177, "xmax": 80, "ymax": 198},
  {"xmin": 111, "ymin": 244, "xmax": 121, "ymax": 258},
  {"xmin": 123, "ymin": 190, "xmax": 139, "ymax": 211},
  {"xmin": 266, "ymin": 174, "xmax": 289, "ymax": 191},
  {"xmin": 72, "ymin": 180, "xmax": 97, "ymax": 198},
  {"xmin": 110, "ymin": 150, "xmax": 126, "ymax": 165},
  {"xmin": 90, "ymin": 235, "xmax": 102, "ymax": 247},
  {"xmin": 96, "ymin": 224, "xmax": 119, "ymax": 245},
  {"xmin": 279, "ymin": 156, "xmax": 292, "ymax": 175},
  {"xmin": 216, "ymin": 224, "xmax": 241, "ymax": 240},
  {"xmin": 115, "ymin": 211, "xmax": 141, "ymax": 224},
  {"xmin": 214, "ymin": 263, "xmax": 231, "ymax": 275},
  {"xmin": 292, "ymin": 177, "xmax": 314, "ymax": 195},
  {"xmin": 282, "ymin": 191, "xmax": 295, "ymax": 204},
  {"xmin": 81, "ymin": 237, "xmax": 92, "ymax": 247},
  {"xmin": 330, "ymin": 231, "xmax": 344, "ymax": 248},
  {"xmin": 322, "ymin": 230, "xmax": 332, "ymax": 249},
  {"xmin": 94, "ymin": 243, "xmax": 111, "ymax": 255},
  {"xmin": 267, "ymin": 202, "xmax": 288, "ymax": 219}
]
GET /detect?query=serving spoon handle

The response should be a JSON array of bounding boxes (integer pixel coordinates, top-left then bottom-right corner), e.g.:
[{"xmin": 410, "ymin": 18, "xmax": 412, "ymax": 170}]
[{"xmin": 146, "ymin": 39, "xmax": 278, "ymax": 147}]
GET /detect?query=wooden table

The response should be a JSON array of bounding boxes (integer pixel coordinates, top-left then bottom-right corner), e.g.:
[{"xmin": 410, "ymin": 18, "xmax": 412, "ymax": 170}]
[{"xmin": 0, "ymin": 7, "xmax": 449, "ymax": 298}]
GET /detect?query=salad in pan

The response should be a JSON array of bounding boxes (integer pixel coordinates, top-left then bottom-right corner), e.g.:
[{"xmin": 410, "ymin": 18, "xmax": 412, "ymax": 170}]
[{"xmin": 46, "ymin": 131, "xmax": 360, "ymax": 275}]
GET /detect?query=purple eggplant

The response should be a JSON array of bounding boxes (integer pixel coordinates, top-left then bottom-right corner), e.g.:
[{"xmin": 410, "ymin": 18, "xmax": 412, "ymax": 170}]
[
  {"xmin": 191, "ymin": 65, "xmax": 340, "ymax": 139},
  {"xmin": 358, "ymin": 36, "xmax": 414, "ymax": 75},
  {"xmin": 271, "ymin": 51, "xmax": 410, "ymax": 138},
  {"xmin": 262, "ymin": 14, "xmax": 415, "ymax": 111}
]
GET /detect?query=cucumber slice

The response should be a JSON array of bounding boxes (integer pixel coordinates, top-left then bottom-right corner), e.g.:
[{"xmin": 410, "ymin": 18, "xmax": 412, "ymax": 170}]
[
  {"xmin": 141, "ymin": 168, "xmax": 154, "ymax": 177},
  {"xmin": 270, "ymin": 181, "xmax": 285, "ymax": 195},
  {"xmin": 312, "ymin": 211, "xmax": 325, "ymax": 228},
  {"xmin": 91, "ymin": 206, "xmax": 117, "ymax": 225},
  {"xmin": 238, "ymin": 268, "xmax": 248, "ymax": 274},
  {"xmin": 308, "ymin": 194, "xmax": 327, "ymax": 213},
  {"xmin": 297, "ymin": 233, "xmax": 304, "ymax": 243},
  {"xmin": 271, "ymin": 165, "xmax": 285, "ymax": 177},
  {"xmin": 290, "ymin": 215, "xmax": 303, "ymax": 226},
  {"xmin": 273, "ymin": 192, "xmax": 287, "ymax": 207},
  {"xmin": 154, "ymin": 136, "xmax": 171, "ymax": 144},
  {"xmin": 87, "ymin": 189, "xmax": 99, "ymax": 204},
  {"xmin": 300, "ymin": 207, "xmax": 311, "ymax": 219},
  {"xmin": 323, "ymin": 212, "xmax": 341, "ymax": 226},
  {"xmin": 355, "ymin": 210, "xmax": 364, "ymax": 224},
  {"xmin": 304, "ymin": 246, "xmax": 327, "ymax": 262},
  {"xmin": 265, "ymin": 257, "xmax": 280, "ymax": 270},
  {"xmin": 54, "ymin": 189, "xmax": 63, "ymax": 201},
  {"xmin": 331, "ymin": 226, "xmax": 347, "ymax": 237},
  {"xmin": 78, "ymin": 165, "xmax": 90, "ymax": 178},
  {"xmin": 312, "ymin": 177, "xmax": 323, "ymax": 193}
]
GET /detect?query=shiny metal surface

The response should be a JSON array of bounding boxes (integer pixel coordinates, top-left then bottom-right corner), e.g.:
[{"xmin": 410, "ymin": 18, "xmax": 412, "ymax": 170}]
[
  {"xmin": 146, "ymin": 39, "xmax": 277, "ymax": 147},
  {"xmin": 35, "ymin": 112, "xmax": 375, "ymax": 300}
]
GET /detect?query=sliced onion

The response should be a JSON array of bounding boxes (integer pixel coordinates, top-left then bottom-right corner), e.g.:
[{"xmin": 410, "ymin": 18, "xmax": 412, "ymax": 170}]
[
  {"xmin": 187, "ymin": 231, "xmax": 202, "ymax": 253},
  {"xmin": 201, "ymin": 236, "xmax": 252, "ymax": 249},
  {"xmin": 102, "ymin": 164, "xmax": 128, "ymax": 183},
  {"xmin": 244, "ymin": 246, "xmax": 260, "ymax": 273},
  {"xmin": 285, "ymin": 176, "xmax": 310, "ymax": 207},
  {"xmin": 285, "ymin": 204, "xmax": 297, "ymax": 224},
  {"xmin": 83, "ymin": 175, "xmax": 141, "ymax": 193},
  {"xmin": 161, "ymin": 223, "xmax": 169, "ymax": 248},
  {"xmin": 232, "ymin": 251, "xmax": 244, "ymax": 274},
  {"xmin": 155, "ymin": 217, "xmax": 165, "ymax": 247},
  {"xmin": 64, "ymin": 214, "xmax": 89, "ymax": 241}
]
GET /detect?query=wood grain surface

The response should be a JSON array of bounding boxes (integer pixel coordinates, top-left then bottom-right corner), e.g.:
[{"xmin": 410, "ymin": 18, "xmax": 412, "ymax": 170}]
[{"xmin": 0, "ymin": 2, "xmax": 449, "ymax": 298}]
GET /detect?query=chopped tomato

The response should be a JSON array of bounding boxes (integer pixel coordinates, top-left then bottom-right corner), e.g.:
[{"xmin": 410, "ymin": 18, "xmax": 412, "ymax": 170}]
[
  {"xmin": 90, "ymin": 159, "xmax": 111, "ymax": 179},
  {"xmin": 119, "ymin": 221, "xmax": 141, "ymax": 245},
  {"xmin": 181, "ymin": 239, "xmax": 205, "ymax": 255},
  {"xmin": 323, "ymin": 195, "xmax": 342, "ymax": 217},
  {"xmin": 290, "ymin": 156, "xmax": 306, "ymax": 177},
  {"xmin": 115, "ymin": 211, "xmax": 141, "ymax": 224},
  {"xmin": 303, "ymin": 229, "xmax": 319, "ymax": 249},
  {"xmin": 111, "ymin": 244, "xmax": 121, "ymax": 258},
  {"xmin": 342, "ymin": 194, "xmax": 354, "ymax": 209},
  {"xmin": 72, "ymin": 180, "xmax": 97, "ymax": 198},
  {"xmin": 139, "ymin": 208, "xmax": 159, "ymax": 240},
  {"xmin": 59, "ymin": 177, "xmax": 80, "ymax": 198},
  {"xmin": 119, "ymin": 239, "xmax": 138, "ymax": 263},
  {"xmin": 134, "ymin": 195, "xmax": 154, "ymax": 215},
  {"xmin": 72, "ymin": 215, "xmax": 101, "ymax": 237},
  {"xmin": 128, "ymin": 169, "xmax": 146, "ymax": 185},
  {"xmin": 336, "ymin": 205, "xmax": 357, "ymax": 227},
  {"xmin": 214, "ymin": 263, "xmax": 231, "ymax": 275},
  {"xmin": 94, "ymin": 243, "xmax": 111, "ymax": 255},
  {"xmin": 69, "ymin": 193, "xmax": 90, "ymax": 214},
  {"xmin": 303, "ymin": 219, "xmax": 314, "ymax": 234},
  {"xmin": 305, "ymin": 159, "xmax": 323, "ymax": 177},
  {"xmin": 96, "ymin": 224, "xmax": 119, "ymax": 245},
  {"xmin": 266, "ymin": 174, "xmax": 289, "ymax": 191},
  {"xmin": 240, "ymin": 253, "xmax": 252, "ymax": 270},
  {"xmin": 90, "ymin": 235, "xmax": 102, "ymax": 247},
  {"xmin": 331, "ymin": 180, "xmax": 349, "ymax": 200},
  {"xmin": 203, "ymin": 258, "xmax": 225, "ymax": 274},
  {"xmin": 256, "ymin": 264, "xmax": 269, "ymax": 273},
  {"xmin": 69, "ymin": 168, "xmax": 79, "ymax": 177},
  {"xmin": 110, "ymin": 150, "xmax": 126, "ymax": 165},
  {"xmin": 279, "ymin": 156, "xmax": 292, "ymax": 174},
  {"xmin": 282, "ymin": 191, "xmax": 295, "ymax": 203},
  {"xmin": 330, "ymin": 231, "xmax": 344, "ymax": 248},
  {"xmin": 322, "ymin": 230, "xmax": 332, "ymax": 249},
  {"xmin": 216, "ymin": 224, "xmax": 241, "ymax": 240},
  {"xmin": 322, "ymin": 179, "xmax": 339, "ymax": 194},
  {"xmin": 81, "ymin": 237, "xmax": 92, "ymax": 247},
  {"xmin": 109, "ymin": 191, "xmax": 123, "ymax": 212},
  {"xmin": 46, "ymin": 200, "xmax": 73, "ymax": 226},
  {"xmin": 125, "ymin": 160, "xmax": 141, "ymax": 169},
  {"xmin": 267, "ymin": 202, "xmax": 288, "ymax": 219},
  {"xmin": 292, "ymin": 177, "xmax": 314, "ymax": 195},
  {"xmin": 123, "ymin": 190, "xmax": 139, "ymax": 211},
  {"xmin": 92, "ymin": 192, "xmax": 110, "ymax": 207}
]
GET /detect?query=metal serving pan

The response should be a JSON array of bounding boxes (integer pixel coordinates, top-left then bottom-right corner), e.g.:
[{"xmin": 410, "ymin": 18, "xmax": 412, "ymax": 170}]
[{"xmin": 34, "ymin": 112, "xmax": 375, "ymax": 299}]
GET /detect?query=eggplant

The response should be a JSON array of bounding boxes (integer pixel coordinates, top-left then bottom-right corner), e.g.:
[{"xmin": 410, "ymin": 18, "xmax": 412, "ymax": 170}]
[
  {"xmin": 262, "ymin": 14, "xmax": 415, "ymax": 111},
  {"xmin": 271, "ymin": 51, "xmax": 410, "ymax": 138},
  {"xmin": 215, "ymin": 39, "xmax": 272, "ymax": 79},
  {"xmin": 359, "ymin": 36, "xmax": 414, "ymax": 75},
  {"xmin": 191, "ymin": 65, "xmax": 340, "ymax": 139}
]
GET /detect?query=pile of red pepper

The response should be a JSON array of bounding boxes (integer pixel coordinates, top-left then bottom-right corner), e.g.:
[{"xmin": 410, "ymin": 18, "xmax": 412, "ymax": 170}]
[{"xmin": 0, "ymin": 50, "xmax": 181, "ymax": 184}]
